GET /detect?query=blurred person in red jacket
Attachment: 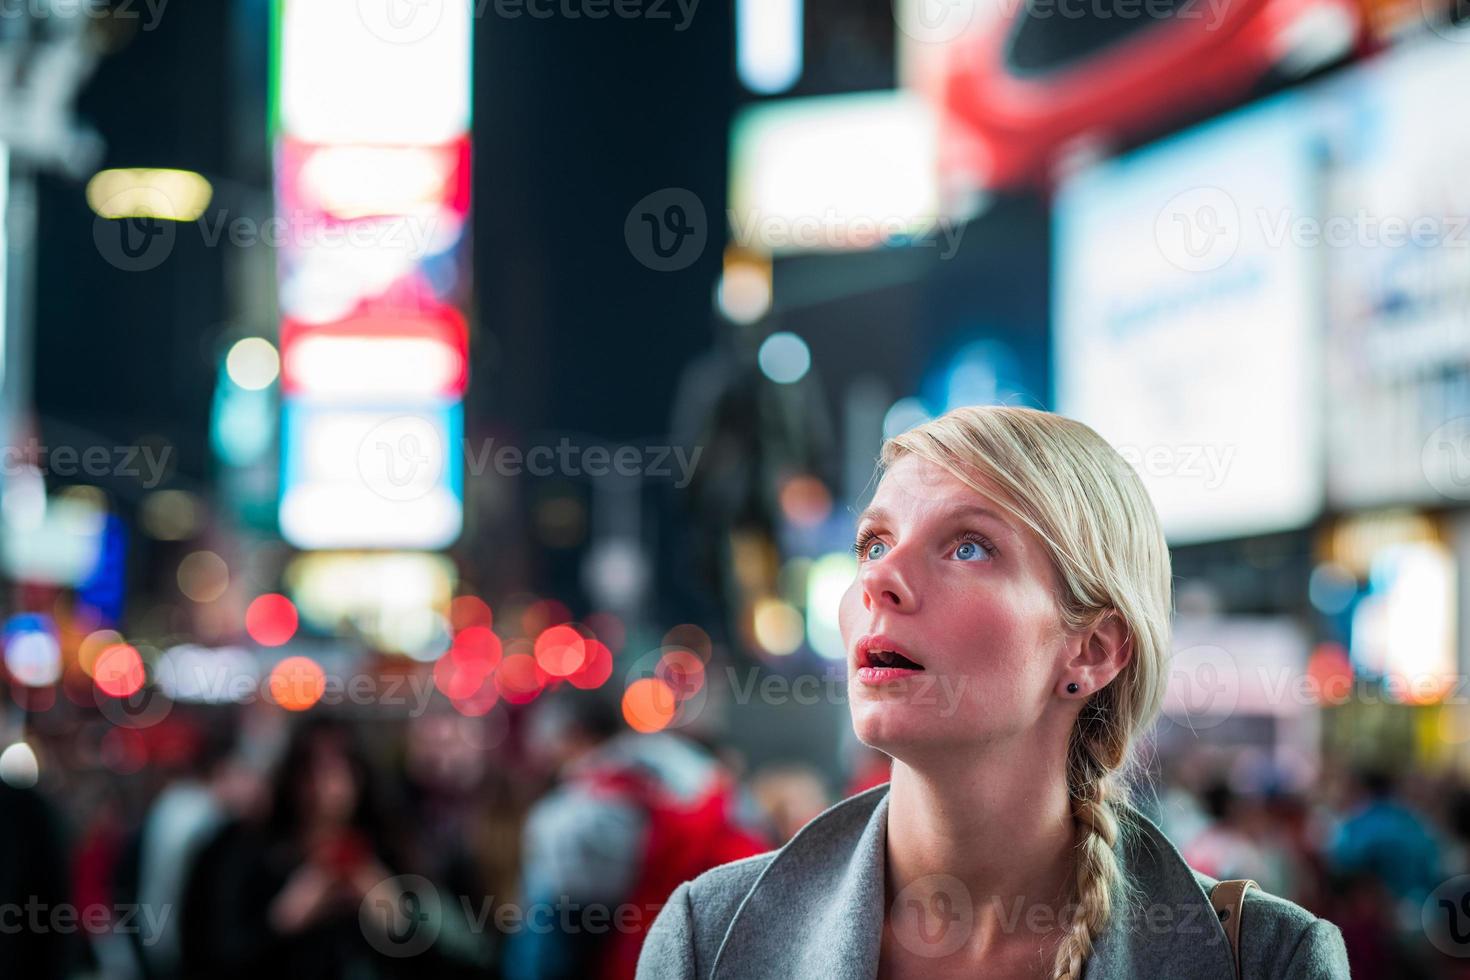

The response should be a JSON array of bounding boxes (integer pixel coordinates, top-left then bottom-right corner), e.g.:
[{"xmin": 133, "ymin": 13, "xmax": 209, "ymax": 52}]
[{"xmin": 505, "ymin": 689, "xmax": 768, "ymax": 980}]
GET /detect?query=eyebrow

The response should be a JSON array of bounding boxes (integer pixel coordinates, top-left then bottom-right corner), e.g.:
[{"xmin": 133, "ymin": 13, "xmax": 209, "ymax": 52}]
[{"xmin": 856, "ymin": 503, "xmax": 1016, "ymax": 537}]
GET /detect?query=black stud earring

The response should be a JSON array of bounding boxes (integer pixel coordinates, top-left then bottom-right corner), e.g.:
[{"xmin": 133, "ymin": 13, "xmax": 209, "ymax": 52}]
[{"xmin": 1066, "ymin": 682, "xmax": 1080, "ymax": 694}]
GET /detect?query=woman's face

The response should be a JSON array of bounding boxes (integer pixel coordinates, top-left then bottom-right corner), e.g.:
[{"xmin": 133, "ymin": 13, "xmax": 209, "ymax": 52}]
[
  {"xmin": 301, "ymin": 736, "xmax": 360, "ymax": 826},
  {"xmin": 839, "ymin": 454, "xmax": 1073, "ymax": 758}
]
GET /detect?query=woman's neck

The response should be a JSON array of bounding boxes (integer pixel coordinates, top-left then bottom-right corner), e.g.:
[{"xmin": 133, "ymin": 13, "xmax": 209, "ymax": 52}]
[{"xmin": 884, "ymin": 742, "xmax": 1078, "ymax": 955}]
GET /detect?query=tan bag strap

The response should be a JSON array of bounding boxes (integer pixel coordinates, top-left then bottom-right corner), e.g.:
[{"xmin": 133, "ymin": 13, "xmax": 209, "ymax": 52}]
[{"xmin": 1209, "ymin": 879, "xmax": 1256, "ymax": 980}]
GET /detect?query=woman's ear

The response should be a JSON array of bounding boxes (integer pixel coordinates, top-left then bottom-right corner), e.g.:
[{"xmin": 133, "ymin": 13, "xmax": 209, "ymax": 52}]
[{"xmin": 1061, "ymin": 611, "xmax": 1132, "ymax": 698}]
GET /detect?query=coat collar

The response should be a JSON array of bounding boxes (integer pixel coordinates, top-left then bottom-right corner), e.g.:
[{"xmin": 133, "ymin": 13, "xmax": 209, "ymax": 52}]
[{"xmin": 711, "ymin": 783, "xmax": 1237, "ymax": 979}]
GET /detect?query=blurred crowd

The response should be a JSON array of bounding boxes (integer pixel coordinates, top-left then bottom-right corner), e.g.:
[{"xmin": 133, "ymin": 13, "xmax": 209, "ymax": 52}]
[{"xmin": 6, "ymin": 694, "xmax": 1470, "ymax": 980}]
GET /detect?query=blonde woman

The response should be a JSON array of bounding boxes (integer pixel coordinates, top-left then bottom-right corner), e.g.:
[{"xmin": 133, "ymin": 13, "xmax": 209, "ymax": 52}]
[{"xmin": 637, "ymin": 407, "xmax": 1348, "ymax": 979}]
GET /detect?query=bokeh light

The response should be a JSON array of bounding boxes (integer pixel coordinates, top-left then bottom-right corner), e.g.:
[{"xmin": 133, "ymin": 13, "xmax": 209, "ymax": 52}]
[
  {"xmin": 267, "ymin": 656, "xmax": 326, "ymax": 711},
  {"xmin": 139, "ymin": 490, "xmax": 203, "ymax": 541},
  {"xmin": 94, "ymin": 644, "xmax": 145, "ymax": 698},
  {"xmin": 656, "ymin": 648, "xmax": 706, "ymax": 702},
  {"xmin": 0, "ymin": 742, "xmax": 39, "ymax": 789},
  {"xmin": 534, "ymin": 624, "xmax": 588, "ymax": 678},
  {"xmin": 779, "ymin": 475, "xmax": 832, "ymax": 527},
  {"xmin": 3, "ymin": 615, "xmax": 61, "ymax": 688},
  {"xmin": 78, "ymin": 629, "xmax": 125, "ymax": 677},
  {"xmin": 226, "ymin": 337, "xmax": 281, "ymax": 390},
  {"xmin": 567, "ymin": 639, "xmax": 614, "ymax": 690},
  {"xmin": 757, "ymin": 331, "xmax": 811, "ymax": 384},
  {"xmin": 177, "ymin": 550, "xmax": 230, "ymax": 603},
  {"xmin": 246, "ymin": 594, "xmax": 299, "ymax": 647},
  {"xmin": 622, "ymin": 677, "xmax": 678, "ymax": 733},
  {"xmin": 495, "ymin": 651, "xmax": 545, "ymax": 704},
  {"xmin": 752, "ymin": 597, "xmax": 804, "ymax": 655}
]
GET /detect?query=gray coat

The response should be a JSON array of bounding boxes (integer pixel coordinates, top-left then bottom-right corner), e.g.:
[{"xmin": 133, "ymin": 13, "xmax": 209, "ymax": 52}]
[{"xmin": 637, "ymin": 783, "xmax": 1349, "ymax": 979}]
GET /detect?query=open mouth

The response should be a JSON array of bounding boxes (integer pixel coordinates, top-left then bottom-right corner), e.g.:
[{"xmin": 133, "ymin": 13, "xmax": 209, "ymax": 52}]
[{"xmin": 863, "ymin": 648, "xmax": 924, "ymax": 671}]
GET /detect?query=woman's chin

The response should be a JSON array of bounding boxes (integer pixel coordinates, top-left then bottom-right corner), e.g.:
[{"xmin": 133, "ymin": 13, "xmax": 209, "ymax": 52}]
[{"xmin": 850, "ymin": 701, "xmax": 948, "ymax": 752}]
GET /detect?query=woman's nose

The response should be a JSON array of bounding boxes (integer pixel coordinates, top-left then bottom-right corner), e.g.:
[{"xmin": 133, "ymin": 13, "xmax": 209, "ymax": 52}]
[{"xmin": 860, "ymin": 557, "xmax": 917, "ymax": 612}]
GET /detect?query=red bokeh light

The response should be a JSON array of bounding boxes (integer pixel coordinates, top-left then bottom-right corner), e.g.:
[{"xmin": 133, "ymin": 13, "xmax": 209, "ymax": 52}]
[
  {"xmin": 567, "ymin": 639, "xmax": 614, "ymax": 690},
  {"xmin": 534, "ymin": 624, "xmax": 587, "ymax": 678},
  {"xmin": 452, "ymin": 626, "xmax": 503, "ymax": 672},
  {"xmin": 246, "ymin": 594, "xmax": 299, "ymax": 647},
  {"xmin": 94, "ymin": 644, "xmax": 145, "ymax": 698},
  {"xmin": 496, "ymin": 652, "xmax": 545, "ymax": 704}
]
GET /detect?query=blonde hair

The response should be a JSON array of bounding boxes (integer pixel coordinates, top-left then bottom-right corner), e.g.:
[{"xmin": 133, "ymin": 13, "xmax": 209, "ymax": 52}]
[{"xmin": 880, "ymin": 406, "xmax": 1171, "ymax": 980}]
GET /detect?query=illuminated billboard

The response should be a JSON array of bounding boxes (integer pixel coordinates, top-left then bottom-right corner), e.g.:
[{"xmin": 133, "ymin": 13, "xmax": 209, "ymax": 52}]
[{"xmin": 272, "ymin": 0, "xmax": 471, "ymax": 551}]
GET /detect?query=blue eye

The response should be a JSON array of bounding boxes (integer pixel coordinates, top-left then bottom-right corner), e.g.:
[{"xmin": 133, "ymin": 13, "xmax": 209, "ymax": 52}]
[
  {"xmin": 953, "ymin": 535, "xmax": 994, "ymax": 561},
  {"xmin": 865, "ymin": 539, "xmax": 888, "ymax": 560}
]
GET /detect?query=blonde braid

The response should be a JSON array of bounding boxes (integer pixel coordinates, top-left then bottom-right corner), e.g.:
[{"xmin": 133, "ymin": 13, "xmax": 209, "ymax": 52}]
[
  {"xmin": 1051, "ymin": 698, "xmax": 1132, "ymax": 980},
  {"xmin": 1052, "ymin": 775, "xmax": 1122, "ymax": 978}
]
